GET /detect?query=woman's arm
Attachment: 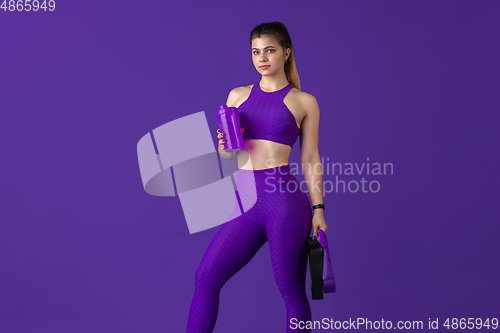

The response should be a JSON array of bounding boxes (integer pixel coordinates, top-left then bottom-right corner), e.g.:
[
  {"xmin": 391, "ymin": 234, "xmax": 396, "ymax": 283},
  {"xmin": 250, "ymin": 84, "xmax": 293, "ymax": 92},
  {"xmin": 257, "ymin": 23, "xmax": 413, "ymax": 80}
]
[{"xmin": 299, "ymin": 93, "xmax": 327, "ymax": 237}]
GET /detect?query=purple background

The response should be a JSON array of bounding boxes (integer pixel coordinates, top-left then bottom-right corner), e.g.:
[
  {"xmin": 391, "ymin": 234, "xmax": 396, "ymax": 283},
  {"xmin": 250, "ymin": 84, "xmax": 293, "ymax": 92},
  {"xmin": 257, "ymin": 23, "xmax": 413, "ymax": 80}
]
[{"xmin": 1, "ymin": 1, "xmax": 499, "ymax": 332}]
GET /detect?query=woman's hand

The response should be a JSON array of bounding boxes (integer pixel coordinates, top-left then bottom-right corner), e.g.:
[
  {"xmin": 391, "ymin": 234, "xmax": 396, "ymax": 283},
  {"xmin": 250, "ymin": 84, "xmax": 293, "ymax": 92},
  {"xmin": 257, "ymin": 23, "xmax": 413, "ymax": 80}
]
[
  {"xmin": 217, "ymin": 128, "xmax": 244, "ymax": 151},
  {"xmin": 312, "ymin": 210, "xmax": 327, "ymax": 238}
]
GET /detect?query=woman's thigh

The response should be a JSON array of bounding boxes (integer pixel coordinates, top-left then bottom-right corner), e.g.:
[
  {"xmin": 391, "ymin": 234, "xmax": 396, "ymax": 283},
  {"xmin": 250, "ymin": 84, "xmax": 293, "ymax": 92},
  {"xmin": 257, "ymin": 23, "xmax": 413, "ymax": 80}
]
[
  {"xmin": 261, "ymin": 179, "xmax": 312, "ymax": 284},
  {"xmin": 195, "ymin": 197, "xmax": 268, "ymax": 286}
]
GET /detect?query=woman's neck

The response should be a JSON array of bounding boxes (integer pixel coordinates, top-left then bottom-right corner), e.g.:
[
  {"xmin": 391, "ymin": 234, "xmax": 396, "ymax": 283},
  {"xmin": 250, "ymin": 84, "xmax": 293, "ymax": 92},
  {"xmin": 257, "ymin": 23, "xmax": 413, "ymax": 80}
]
[{"xmin": 259, "ymin": 74, "xmax": 289, "ymax": 92}]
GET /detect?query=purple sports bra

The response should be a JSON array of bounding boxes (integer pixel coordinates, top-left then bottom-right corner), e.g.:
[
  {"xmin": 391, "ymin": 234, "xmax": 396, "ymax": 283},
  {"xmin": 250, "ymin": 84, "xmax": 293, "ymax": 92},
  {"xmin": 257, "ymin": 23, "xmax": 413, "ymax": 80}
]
[{"xmin": 238, "ymin": 81, "xmax": 300, "ymax": 148}]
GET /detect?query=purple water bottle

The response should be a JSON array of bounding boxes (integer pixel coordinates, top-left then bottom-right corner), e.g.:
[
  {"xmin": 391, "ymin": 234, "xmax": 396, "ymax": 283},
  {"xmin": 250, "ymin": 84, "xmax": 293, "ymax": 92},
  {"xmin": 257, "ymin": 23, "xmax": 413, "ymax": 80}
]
[{"xmin": 215, "ymin": 105, "xmax": 244, "ymax": 152}]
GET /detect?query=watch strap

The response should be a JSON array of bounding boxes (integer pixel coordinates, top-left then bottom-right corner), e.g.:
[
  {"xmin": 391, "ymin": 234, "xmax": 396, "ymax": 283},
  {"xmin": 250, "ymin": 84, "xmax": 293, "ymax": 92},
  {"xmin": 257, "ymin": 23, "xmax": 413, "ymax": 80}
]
[{"xmin": 312, "ymin": 204, "xmax": 325, "ymax": 211}]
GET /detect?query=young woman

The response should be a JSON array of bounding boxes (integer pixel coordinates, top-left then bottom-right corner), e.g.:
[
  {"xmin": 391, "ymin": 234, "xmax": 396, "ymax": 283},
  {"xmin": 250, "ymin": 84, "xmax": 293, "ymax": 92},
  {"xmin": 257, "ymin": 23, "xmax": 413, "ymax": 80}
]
[{"xmin": 186, "ymin": 21, "xmax": 327, "ymax": 333}]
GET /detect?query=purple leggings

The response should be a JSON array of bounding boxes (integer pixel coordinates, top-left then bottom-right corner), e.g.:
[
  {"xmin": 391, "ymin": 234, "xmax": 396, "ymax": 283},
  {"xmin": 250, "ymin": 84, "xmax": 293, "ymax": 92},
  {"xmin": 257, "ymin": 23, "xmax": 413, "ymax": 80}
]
[{"xmin": 186, "ymin": 165, "xmax": 313, "ymax": 332}]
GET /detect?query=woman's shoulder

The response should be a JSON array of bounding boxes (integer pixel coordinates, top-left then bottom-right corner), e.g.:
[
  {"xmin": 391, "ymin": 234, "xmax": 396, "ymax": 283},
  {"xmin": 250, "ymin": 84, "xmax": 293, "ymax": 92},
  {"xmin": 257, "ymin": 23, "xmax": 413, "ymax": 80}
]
[
  {"xmin": 226, "ymin": 84, "xmax": 253, "ymax": 107},
  {"xmin": 230, "ymin": 84, "xmax": 253, "ymax": 95},
  {"xmin": 288, "ymin": 87, "xmax": 318, "ymax": 109}
]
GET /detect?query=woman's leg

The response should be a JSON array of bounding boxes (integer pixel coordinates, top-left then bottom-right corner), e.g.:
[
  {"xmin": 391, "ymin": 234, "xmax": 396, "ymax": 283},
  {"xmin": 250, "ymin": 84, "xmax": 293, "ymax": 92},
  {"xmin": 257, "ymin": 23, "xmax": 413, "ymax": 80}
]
[
  {"xmin": 186, "ymin": 196, "xmax": 267, "ymax": 333},
  {"xmin": 263, "ymin": 178, "xmax": 313, "ymax": 333}
]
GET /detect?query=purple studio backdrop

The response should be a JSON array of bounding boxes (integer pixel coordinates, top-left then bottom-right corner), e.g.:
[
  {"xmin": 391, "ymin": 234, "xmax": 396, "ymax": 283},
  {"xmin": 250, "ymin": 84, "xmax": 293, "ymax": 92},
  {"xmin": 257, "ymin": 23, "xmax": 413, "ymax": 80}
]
[{"xmin": 1, "ymin": 1, "xmax": 499, "ymax": 332}]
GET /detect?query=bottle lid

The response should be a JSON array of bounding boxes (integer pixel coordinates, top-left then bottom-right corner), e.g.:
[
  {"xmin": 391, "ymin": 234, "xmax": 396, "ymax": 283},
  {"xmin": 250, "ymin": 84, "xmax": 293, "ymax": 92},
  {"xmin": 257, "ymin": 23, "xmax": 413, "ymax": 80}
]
[{"xmin": 215, "ymin": 105, "xmax": 237, "ymax": 117}]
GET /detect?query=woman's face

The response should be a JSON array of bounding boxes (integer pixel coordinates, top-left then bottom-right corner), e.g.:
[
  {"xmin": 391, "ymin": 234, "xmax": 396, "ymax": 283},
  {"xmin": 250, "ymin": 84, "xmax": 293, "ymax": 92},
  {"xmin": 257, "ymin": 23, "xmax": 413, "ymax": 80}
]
[{"xmin": 251, "ymin": 35, "xmax": 290, "ymax": 77}]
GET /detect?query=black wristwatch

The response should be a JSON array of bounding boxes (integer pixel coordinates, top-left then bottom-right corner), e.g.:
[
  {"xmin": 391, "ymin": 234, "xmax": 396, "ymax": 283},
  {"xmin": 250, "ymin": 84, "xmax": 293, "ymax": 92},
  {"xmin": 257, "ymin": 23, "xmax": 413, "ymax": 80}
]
[{"xmin": 312, "ymin": 204, "xmax": 325, "ymax": 211}]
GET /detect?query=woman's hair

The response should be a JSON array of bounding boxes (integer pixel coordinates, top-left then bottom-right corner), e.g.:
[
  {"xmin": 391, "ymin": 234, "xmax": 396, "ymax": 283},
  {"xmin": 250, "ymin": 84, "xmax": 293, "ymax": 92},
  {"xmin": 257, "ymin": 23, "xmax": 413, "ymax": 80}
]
[{"xmin": 250, "ymin": 21, "xmax": 301, "ymax": 91}]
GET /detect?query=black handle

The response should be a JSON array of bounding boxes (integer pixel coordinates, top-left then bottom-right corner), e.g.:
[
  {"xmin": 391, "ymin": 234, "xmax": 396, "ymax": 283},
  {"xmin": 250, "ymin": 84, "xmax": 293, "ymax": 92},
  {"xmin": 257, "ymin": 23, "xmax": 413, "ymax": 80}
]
[{"xmin": 308, "ymin": 237, "xmax": 324, "ymax": 300}]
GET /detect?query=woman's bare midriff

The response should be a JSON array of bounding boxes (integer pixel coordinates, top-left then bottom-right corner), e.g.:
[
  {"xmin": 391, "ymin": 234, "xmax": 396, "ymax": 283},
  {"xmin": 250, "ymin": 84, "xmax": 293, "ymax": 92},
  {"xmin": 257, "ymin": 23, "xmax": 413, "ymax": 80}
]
[{"xmin": 237, "ymin": 139, "xmax": 292, "ymax": 170}]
